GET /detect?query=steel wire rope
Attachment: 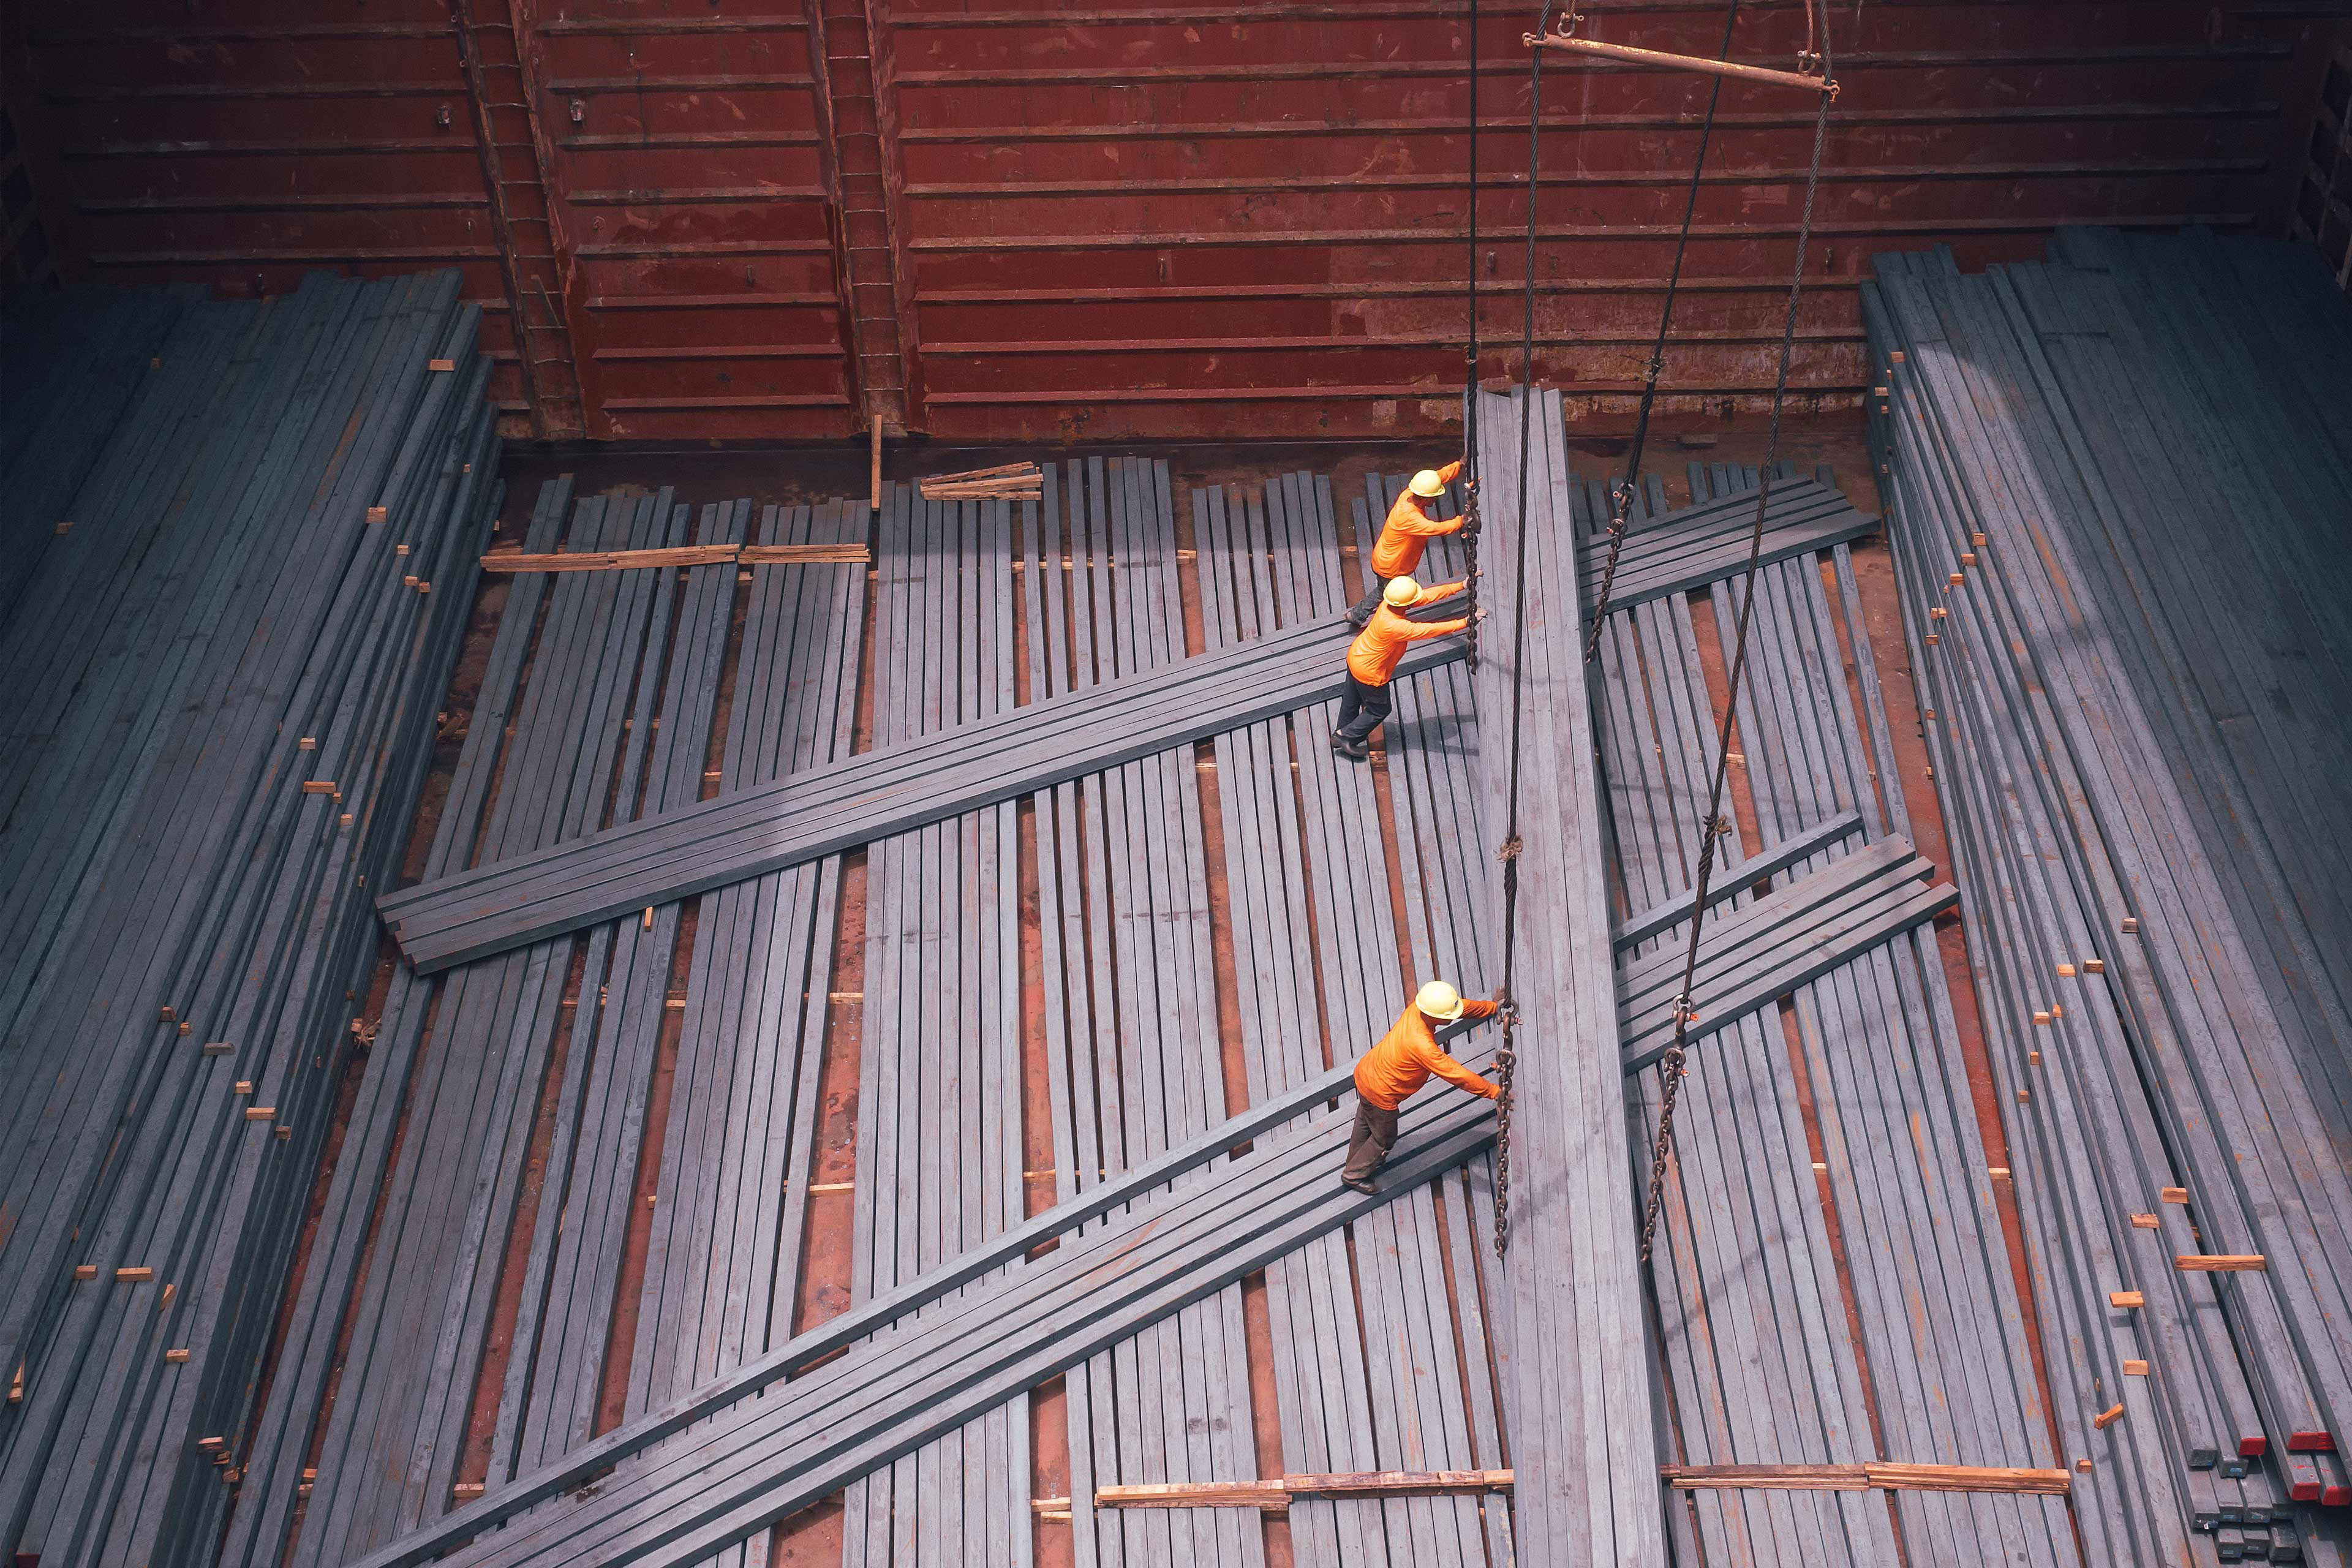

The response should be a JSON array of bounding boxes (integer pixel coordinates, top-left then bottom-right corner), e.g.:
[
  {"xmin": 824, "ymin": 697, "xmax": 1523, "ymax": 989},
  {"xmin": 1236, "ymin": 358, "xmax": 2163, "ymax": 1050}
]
[
  {"xmin": 1580, "ymin": 0, "xmax": 1744, "ymax": 662},
  {"xmin": 1637, "ymin": 0, "xmax": 1838, "ymax": 1262},
  {"xmin": 1487, "ymin": 0, "xmax": 1561, "ymax": 1258}
]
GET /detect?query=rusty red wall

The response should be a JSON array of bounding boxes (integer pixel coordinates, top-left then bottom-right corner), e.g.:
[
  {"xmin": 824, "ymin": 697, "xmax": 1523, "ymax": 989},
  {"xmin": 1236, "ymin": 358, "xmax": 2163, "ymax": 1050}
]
[{"xmin": 5, "ymin": 2, "xmax": 2346, "ymax": 443}]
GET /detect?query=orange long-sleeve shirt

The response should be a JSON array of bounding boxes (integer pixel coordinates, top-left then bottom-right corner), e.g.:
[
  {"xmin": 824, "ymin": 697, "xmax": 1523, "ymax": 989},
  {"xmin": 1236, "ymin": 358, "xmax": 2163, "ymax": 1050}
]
[
  {"xmin": 1346, "ymin": 581, "xmax": 1468, "ymax": 685},
  {"xmin": 1354, "ymin": 998, "xmax": 1501, "ymax": 1109},
  {"xmin": 1371, "ymin": 459, "xmax": 1465, "ymax": 578}
]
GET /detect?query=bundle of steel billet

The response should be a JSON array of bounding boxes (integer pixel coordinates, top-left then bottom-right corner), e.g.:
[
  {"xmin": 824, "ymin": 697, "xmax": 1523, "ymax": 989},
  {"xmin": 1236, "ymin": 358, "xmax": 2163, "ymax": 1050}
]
[
  {"xmin": 1467, "ymin": 385, "xmax": 1662, "ymax": 1565},
  {"xmin": 2041, "ymin": 227, "xmax": 2352, "ymax": 1139},
  {"xmin": 486, "ymin": 495, "xmax": 745, "ymax": 1490},
  {"xmin": 1584, "ymin": 464, "xmax": 1895, "ymax": 1568},
  {"xmin": 1866, "ymin": 235, "xmax": 2351, "ymax": 1565},
  {"xmin": 1569, "ymin": 475, "xmax": 1875, "ymax": 615},
  {"xmin": 336, "ymin": 783, "xmax": 1935, "ymax": 1568},
  {"xmin": 1684, "ymin": 462, "xmax": 2066, "ymax": 1568},
  {"xmin": 0, "ymin": 270, "xmax": 498, "ymax": 1568},
  {"xmin": 1671, "ymin": 458, "xmax": 2067, "ymax": 1567},
  {"xmin": 0, "ymin": 284, "xmax": 190, "ymax": 622},
  {"xmin": 343, "ymin": 1073, "xmax": 1501, "ymax": 1568},
  {"xmin": 219, "ymin": 475, "xmax": 573, "ymax": 1568},
  {"xmin": 1196, "ymin": 470, "xmax": 1511, "ymax": 1568},
  {"xmin": 225, "ymin": 485, "xmax": 780, "ymax": 1568},
  {"xmin": 1023, "ymin": 456, "xmax": 1263, "ymax": 1568},
  {"xmin": 845, "ymin": 477, "xmax": 1033, "ymax": 1568},
  {"xmin": 620, "ymin": 497, "xmax": 865, "ymax": 1568},
  {"xmin": 377, "ymin": 554, "xmax": 1465, "ymax": 973}
]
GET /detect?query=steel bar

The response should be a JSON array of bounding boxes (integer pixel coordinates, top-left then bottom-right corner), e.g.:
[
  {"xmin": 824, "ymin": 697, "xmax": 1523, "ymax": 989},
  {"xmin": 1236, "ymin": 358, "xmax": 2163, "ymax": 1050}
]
[{"xmin": 1523, "ymin": 32, "xmax": 1838, "ymax": 97}]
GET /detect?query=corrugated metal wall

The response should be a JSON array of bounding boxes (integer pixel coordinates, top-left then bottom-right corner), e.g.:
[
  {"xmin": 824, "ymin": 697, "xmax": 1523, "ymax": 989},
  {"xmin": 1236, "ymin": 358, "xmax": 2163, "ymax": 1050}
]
[{"xmin": 5, "ymin": 2, "xmax": 2346, "ymax": 442}]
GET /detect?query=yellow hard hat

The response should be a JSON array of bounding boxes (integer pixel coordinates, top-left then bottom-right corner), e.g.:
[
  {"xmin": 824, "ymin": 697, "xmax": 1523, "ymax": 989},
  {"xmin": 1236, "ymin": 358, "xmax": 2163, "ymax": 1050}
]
[
  {"xmin": 1382, "ymin": 576, "xmax": 1421, "ymax": 608},
  {"xmin": 1409, "ymin": 468, "xmax": 1447, "ymax": 499},
  {"xmin": 1415, "ymin": 980, "xmax": 1466, "ymax": 1021}
]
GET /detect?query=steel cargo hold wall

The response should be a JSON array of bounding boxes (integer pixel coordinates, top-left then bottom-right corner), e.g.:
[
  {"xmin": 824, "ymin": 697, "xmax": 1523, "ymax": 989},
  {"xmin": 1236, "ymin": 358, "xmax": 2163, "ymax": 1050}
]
[
  {"xmin": 6, "ymin": 1, "xmax": 2342, "ymax": 443},
  {"xmin": 887, "ymin": 0, "xmax": 2332, "ymax": 441},
  {"xmin": 2, "ymin": 1, "xmax": 861, "ymax": 443}
]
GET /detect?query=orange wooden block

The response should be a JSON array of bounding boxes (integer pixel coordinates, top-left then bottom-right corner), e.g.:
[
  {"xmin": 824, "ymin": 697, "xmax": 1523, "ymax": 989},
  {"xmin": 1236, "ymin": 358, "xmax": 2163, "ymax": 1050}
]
[
  {"xmin": 2092, "ymin": 1404, "xmax": 2125, "ymax": 1430},
  {"xmin": 2108, "ymin": 1291, "xmax": 2144, "ymax": 1309},
  {"xmin": 2160, "ymin": 1187, "xmax": 2187, "ymax": 1205}
]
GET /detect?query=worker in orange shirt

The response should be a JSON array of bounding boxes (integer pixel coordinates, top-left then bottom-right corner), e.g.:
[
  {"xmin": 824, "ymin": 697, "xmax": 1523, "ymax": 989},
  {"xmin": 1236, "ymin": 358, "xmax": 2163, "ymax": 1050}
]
[
  {"xmin": 1333, "ymin": 576, "xmax": 1477, "ymax": 760},
  {"xmin": 1342, "ymin": 980, "xmax": 1501, "ymax": 1194},
  {"xmin": 1349, "ymin": 461, "xmax": 1467, "ymax": 628}
]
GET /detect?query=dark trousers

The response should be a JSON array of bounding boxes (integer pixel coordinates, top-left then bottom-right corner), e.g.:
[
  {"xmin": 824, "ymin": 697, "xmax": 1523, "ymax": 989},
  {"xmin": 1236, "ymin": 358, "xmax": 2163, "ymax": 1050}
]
[
  {"xmin": 1349, "ymin": 575, "xmax": 1393, "ymax": 625},
  {"xmin": 1342, "ymin": 1093, "xmax": 1401, "ymax": 1183},
  {"xmin": 1335, "ymin": 676, "xmax": 1393, "ymax": 745}
]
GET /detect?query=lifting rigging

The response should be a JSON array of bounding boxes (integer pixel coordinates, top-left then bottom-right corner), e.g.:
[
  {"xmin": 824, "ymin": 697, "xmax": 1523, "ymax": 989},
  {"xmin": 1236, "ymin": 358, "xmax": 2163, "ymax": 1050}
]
[{"xmin": 1481, "ymin": 0, "xmax": 1841, "ymax": 1258}]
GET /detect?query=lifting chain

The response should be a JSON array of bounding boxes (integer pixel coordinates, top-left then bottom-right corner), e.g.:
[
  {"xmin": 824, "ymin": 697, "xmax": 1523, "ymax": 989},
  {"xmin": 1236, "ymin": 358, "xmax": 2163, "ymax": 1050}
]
[
  {"xmin": 1490, "ymin": 1000, "xmax": 1520, "ymax": 1257},
  {"xmin": 1638, "ymin": 816, "xmax": 1723, "ymax": 1261},
  {"xmin": 1637, "ymin": 1043, "xmax": 1683, "ymax": 1261},
  {"xmin": 1487, "ymin": 0, "xmax": 1559, "ymax": 1261},
  {"xmin": 1635, "ymin": 0, "xmax": 1835, "ymax": 1258},
  {"xmin": 1461, "ymin": 479, "xmax": 1482, "ymax": 656}
]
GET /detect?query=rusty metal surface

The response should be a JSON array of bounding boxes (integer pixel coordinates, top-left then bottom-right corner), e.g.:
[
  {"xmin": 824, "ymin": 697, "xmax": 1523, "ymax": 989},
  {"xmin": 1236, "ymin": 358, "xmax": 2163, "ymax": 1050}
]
[{"xmin": 9, "ymin": 1, "xmax": 2348, "ymax": 440}]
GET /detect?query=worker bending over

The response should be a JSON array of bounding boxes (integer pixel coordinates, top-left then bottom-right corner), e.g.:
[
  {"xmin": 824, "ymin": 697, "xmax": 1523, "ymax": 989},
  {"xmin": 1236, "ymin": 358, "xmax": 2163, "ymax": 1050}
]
[
  {"xmin": 1349, "ymin": 461, "xmax": 1467, "ymax": 628},
  {"xmin": 1343, "ymin": 981, "xmax": 1499, "ymax": 1194},
  {"xmin": 1333, "ymin": 576, "xmax": 1476, "ymax": 760}
]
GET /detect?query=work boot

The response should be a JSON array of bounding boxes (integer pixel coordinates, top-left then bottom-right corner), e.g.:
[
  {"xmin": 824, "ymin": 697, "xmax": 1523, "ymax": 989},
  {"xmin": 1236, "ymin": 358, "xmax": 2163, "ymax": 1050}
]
[
  {"xmin": 1331, "ymin": 733, "xmax": 1367, "ymax": 761},
  {"xmin": 1341, "ymin": 1176, "xmax": 1381, "ymax": 1196}
]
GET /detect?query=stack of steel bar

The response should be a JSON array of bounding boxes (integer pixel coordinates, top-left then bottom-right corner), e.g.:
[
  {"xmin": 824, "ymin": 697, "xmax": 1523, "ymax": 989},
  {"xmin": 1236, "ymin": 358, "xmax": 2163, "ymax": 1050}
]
[
  {"xmin": 317, "ymin": 439, "xmax": 1964, "ymax": 1568},
  {"xmin": 0, "ymin": 284, "xmax": 191, "ymax": 620},
  {"xmin": 1610, "ymin": 458, "xmax": 2071, "ymax": 1568},
  {"xmin": 1198, "ymin": 470, "xmax": 1513, "ymax": 1568},
  {"xmin": 844, "ymin": 477, "xmax": 1034, "ymax": 1568},
  {"xmin": 1466, "ymin": 385, "xmax": 1660, "ymax": 1562},
  {"xmin": 0, "ymin": 271, "xmax": 498, "ymax": 1567},
  {"xmin": 222, "ymin": 488, "xmax": 864, "ymax": 1568},
  {"xmin": 332, "ymin": 742, "xmax": 1946, "ymax": 1568},
  {"xmin": 1866, "ymin": 227, "xmax": 2352, "ymax": 1566},
  {"xmin": 373, "ymin": 571, "xmax": 1463, "ymax": 973},
  {"xmin": 625, "ymin": 500, "xmax": 865, "ymax": 1568},
  {"xmin": 1020, "ymin": 457, "xmax": 1264, "ymax": 1568}
]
